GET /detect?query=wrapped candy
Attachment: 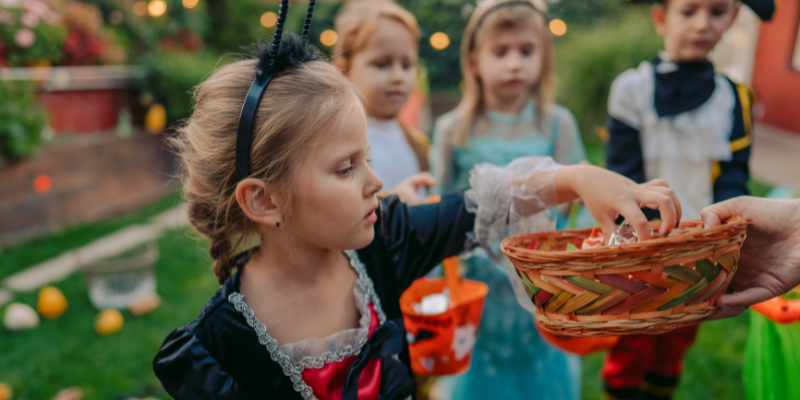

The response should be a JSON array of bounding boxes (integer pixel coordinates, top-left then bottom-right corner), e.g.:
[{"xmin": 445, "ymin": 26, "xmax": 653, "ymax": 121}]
[
  {"xmin": 607, "ymin": 221, "xmax": 653, "ymax": 246},
  {"xmin": 581, "ymin": 228, "xmax": 604, "ymax": 249}
]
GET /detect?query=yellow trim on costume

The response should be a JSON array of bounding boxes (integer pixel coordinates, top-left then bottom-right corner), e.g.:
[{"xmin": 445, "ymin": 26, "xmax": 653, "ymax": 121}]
[
  {"xmin": 377, "ymin": 192, "xmax": 388, "ymax": 198},
  {"xmin": 734, "ymin": 84, "xmax": 753, "ymax": 152},
  {"xmin": 712, "ymin": 161, "xmax": 721, "ymax": 183},
  {"xmin": 639, "ymin": 381, "xmax": 677, "ymax": 397},
  {"xmin": 731, "ymin": 134, "xmax": 752, "ymax": 152}
]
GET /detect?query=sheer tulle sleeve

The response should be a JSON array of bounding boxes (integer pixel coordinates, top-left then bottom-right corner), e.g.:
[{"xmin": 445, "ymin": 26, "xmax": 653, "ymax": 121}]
[{"xmin": 464, "ymin": 156, "xmax": 564, "ymax": 313}]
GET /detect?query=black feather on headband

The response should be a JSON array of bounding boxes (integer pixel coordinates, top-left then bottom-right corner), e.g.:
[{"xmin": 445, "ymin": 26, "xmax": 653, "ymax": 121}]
[
  {"xmin": 235, "ymin": 0, "xmax": 319, "ymax": 183},
  {"xmin": 253, "ymin": 33, "xmax": 322, "ymax": 79}
]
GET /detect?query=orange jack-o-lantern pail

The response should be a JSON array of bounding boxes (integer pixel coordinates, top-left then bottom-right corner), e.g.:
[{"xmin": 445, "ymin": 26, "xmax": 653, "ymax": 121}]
[{"xmin": 400, "ymin": 274, "xmax": 488, "ymax": 376}]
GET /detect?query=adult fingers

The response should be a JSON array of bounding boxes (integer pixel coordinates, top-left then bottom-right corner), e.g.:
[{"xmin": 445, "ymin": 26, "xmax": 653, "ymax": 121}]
[
  {"xmin": 701, "ymin": 197, "xmax": 745, "ymax": 229},
  {"xmin": 707, "ymin": 306, "xmax": 747, "ymax": 320},
  {"xmin": 716, "ymin": 286, "xmax": 777, "ymax": 307},
  {"xmin": 619, "ymin": 202, "xmax": 653, "ymax": 241}
]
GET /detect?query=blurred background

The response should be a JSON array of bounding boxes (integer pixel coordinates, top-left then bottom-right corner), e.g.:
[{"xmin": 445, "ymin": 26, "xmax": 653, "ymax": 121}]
[{"xmin": 1, "ymin": 0, "xmax": 799, "ymax": 399}]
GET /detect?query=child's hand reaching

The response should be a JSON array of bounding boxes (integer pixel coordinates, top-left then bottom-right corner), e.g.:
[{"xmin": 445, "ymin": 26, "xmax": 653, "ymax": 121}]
[
  {"xmin": 555, "ymin": 165, "xmax": 682, "ymax": 241},
  {"xmin": 384, "ymin": 172, "xmax": 438, "ymax": 206}
]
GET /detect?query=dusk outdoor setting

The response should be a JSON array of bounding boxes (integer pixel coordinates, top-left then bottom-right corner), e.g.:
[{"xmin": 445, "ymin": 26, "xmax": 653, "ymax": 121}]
[{"xmin": 1, "ymin": 0, "xmax": 799, "ymax": 399}]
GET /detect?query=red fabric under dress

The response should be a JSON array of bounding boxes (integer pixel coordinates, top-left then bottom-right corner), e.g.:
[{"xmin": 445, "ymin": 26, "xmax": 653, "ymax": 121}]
[
  {"xmin": 602, "ymin": 325, "xmax": 700, "ymax": 388},
  {"xmin": 300, "ymin": 303, "xmax": 383, "ymax": 400}
]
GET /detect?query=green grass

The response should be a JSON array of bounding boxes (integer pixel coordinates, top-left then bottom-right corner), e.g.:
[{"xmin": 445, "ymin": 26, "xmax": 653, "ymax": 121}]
[
  {"xmin": 0, "ymin": 229, "xmax": 216, "ymax": 400},
  {"xmin": 581, "ymin": 312, "xmax": 751, "ymax": 399},
  {"xmin": 0, "ymin": 191, "xmax": 183, "ymax": 279}
]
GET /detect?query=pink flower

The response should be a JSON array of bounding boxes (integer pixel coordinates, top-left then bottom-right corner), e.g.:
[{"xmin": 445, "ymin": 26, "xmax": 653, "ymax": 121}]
[
  {"xmin": 21, "ymin": 0, "xmax": 49, "ymax": 17},
  {"xmin": 0, "ymin": 9, "xmax": 18, "ymax": 25},
  {"xmin": 20, "ymin": 12, "xmax": 39, "ymax": 28},
  {"xmin": 14, "ymin": 28, "xmax": 36, "ymax": 48}
]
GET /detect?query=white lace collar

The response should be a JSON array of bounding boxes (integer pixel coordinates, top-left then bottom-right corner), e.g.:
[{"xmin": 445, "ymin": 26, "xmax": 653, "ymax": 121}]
[{"xmin": 228, "ymin": 250, "xmax": 386, "ymax": 400}]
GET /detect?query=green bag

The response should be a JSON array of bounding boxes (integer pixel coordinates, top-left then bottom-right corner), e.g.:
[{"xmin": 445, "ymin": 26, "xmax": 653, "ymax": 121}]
[{"xmin": 743, "ymin": 311, "xmax": 800, "ymax": 400}]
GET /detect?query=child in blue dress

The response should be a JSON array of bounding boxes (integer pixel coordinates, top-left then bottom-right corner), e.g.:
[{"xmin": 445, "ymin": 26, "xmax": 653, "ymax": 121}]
[{"xmin": 429, "ymin": 1, "xmax": 587, "ymax": 399}]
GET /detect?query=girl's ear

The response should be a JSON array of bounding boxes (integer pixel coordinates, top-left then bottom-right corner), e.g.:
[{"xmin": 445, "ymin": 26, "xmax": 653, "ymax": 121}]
[
  {"xmin": 235, "ymin": 179, "xmax": 283, "ymax": 227},
  {"xmin": 651, "ymin": 4, "xmax": 668, "ymax": 37},
  {"xmin": 334, "ymin": 57, "xmax": 349, "ymax": 75},
  {"xmin": 468, "ymin": 51, "xmax": 481, "ymax": 80}
]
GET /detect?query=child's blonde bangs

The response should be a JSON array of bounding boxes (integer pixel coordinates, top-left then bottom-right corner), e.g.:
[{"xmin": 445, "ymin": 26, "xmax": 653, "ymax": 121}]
[
  {"xmin": 451, "ymin": 0, "xmax": 555, "ymax": 146},
  {"xmin": 333, "ymin": 0, "xmax": 420, "ymax": 70}
]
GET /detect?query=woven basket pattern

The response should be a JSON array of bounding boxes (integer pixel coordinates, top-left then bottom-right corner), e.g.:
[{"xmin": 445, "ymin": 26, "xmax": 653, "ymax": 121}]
[{"xmin": 501, "ymin": 218, "xmax": 751, "ymax": 337}]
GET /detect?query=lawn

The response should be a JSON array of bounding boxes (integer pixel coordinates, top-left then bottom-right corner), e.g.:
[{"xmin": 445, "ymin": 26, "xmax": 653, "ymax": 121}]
[
  {"xmin": 0, "ymin": 226, "xmax": 217, "ymax": 400},
  {"xmin": 0, "ymin": 192, "xmax": 755, "ymax": 400},
  {"xmin": 0, "ymin": 191, "xmax": 184, "ymax": 279}
]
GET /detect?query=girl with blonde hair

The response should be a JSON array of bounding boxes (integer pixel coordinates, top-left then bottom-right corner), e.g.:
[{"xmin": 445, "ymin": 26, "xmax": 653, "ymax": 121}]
[
  {"xmin": 430, "ymin": 1, "xmax": 588, "ymax": 399},
  {"xmin": 152, "ymin": 2, "xmax": 681, "ymax": 398},
  {"xmin": 334, "ymin": 0, "xmax": 435, "ymax": 205}
]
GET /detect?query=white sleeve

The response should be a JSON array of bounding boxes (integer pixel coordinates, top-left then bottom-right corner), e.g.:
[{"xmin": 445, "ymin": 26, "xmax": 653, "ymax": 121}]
[
  {"xmin": 464, "ymin": 156, "xmax": 563, "ymax": 313},
  {"xmin": 608, "ymin": 64, "xmax": 651, "ymax": 130}
]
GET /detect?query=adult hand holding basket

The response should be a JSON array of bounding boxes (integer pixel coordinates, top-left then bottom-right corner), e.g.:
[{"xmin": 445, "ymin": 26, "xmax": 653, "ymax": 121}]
[{"xmin": 501, "ymin": 217, "xmax": 751, "ymax": 337}]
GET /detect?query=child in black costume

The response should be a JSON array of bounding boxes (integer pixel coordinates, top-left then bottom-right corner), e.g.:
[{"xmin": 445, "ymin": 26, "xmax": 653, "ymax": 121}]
[
  {"xmin": 604, "ymin": 0, "xmax": 775, "ymax": 399},
  {"xmin": 152, "ymin": 4, "xmax": 681, "ymax": 398}
]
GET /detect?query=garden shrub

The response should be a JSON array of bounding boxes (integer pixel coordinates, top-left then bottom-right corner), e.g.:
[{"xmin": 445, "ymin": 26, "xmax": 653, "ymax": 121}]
[
  {"xmin": 0, "ymin": 80, "xmax": 47, "ymax": 166},
  {"xmin": 139, "ymin": 50, "xmax": 231, "ymax": 124},
  {"xmin": 555, "ymin": 7, "xmax": 663, "ymax": 148}
]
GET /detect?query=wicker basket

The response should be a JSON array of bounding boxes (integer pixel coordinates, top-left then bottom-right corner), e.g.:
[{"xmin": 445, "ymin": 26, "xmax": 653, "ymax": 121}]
[{"xmin": 501, "ymin": 217, "xmax": 751, "ymax": 337}]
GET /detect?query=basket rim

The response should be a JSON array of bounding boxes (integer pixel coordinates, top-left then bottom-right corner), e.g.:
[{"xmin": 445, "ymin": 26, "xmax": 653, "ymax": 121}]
[{"xmin": 501, "ymin": 217, "xmax": 751, "ymax": 262}]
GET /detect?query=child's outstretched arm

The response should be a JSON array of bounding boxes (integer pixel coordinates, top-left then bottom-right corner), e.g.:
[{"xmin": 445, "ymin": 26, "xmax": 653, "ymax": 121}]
[
  {"xmin": 374, "ymin": 157, "xmax": 681, "ymax": 292},
  {"xmin": 555, "ymin": 165, "xmax": 682, "ymax": 239}
]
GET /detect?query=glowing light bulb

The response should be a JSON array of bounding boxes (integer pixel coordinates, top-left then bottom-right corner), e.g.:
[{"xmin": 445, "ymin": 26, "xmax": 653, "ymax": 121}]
[
  {"xmin": 320, "ymin": 29, "xmax": 338, "ymax": 47},
  {"xmin": 182, "ymin": 0, "xmax": 199, "ymax": 9},
  {"xmin": 147, "ymin": 0, "xmax": 167, "ymax": 17},
  {"xmin": 430, "ymin": 32, "xmax": 450, "ymax": 50},
  {"xmin": 260, "ymin": 11, "xmax": 277, "ymax": 28},
  {"xmin": 549, "ymin": 19, "xmax": 567, "ymax": 37}
]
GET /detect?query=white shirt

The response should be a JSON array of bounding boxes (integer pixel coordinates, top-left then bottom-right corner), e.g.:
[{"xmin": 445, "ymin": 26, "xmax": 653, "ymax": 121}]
[
  {"xmin": 608, "ymin": 60, "xmax": 735, "ymax": 219},
  {"xmin": 366, "ymin": 117, "xmax": 426, "ymax": 198}
]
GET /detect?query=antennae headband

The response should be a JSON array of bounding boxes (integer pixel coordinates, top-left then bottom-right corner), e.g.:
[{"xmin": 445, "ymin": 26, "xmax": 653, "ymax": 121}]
[
  {"xmin": 235, "ymin": 0, "xmax": 317, "ymax": 183},
  {"xmin": 235, "ymin": 69, "xmax": 275, "ymax": 183}
]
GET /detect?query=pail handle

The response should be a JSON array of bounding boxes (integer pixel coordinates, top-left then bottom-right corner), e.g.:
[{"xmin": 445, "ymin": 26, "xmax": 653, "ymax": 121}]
[
  {"xmin": 426, "ymin": 195, "xmax": 463, "ymax": 303},
  {"xmin": 443, "ymin": 257, "xmax": 462, "ymax": 303}
]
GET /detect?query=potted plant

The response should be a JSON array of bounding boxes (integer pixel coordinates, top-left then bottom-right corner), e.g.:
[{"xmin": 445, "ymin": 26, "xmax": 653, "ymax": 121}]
[{"xmin": 0, "ymin": 0, "xmax": 139, "ymax": 135}]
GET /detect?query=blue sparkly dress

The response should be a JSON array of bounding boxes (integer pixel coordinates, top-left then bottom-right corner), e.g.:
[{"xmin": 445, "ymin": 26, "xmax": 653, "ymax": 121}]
[{"xmin": 429, "ymin": 102, "xmax": 587, "ymax": 400}]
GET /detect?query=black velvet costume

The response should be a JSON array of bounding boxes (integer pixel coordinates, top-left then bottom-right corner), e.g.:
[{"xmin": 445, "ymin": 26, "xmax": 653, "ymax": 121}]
[{"xmin": 153, "ymin": 193, "xmax": 476, "ymax": 399}]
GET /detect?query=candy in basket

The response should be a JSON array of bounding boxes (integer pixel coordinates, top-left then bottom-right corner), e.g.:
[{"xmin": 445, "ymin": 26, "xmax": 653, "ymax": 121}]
[{"xmin": 501, "ymin": 218, "xmax": 751, "ymax": 337}]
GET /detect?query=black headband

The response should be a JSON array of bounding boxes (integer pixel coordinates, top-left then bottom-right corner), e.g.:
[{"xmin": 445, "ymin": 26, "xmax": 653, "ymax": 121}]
[
  {"xmin": 235, "ymin": 0, "xmax": 317, "ymax": 183},
  {"xmin": 475, "ymin": 0, "xmax": 548, "ymax": 30}
]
